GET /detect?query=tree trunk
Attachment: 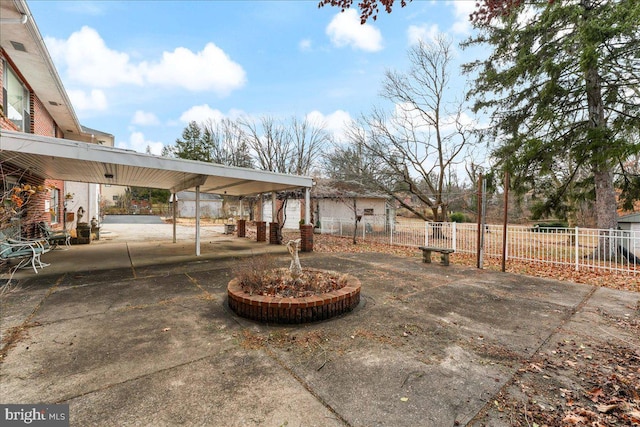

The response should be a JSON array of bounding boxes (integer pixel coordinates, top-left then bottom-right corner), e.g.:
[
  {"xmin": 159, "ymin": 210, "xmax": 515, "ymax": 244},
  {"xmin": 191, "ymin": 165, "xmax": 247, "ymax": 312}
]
[
  {"xmin": 583, "ymin": 12, "xmax": 618, "ymax": 258},
  {"xmin": 593, "ymin": 168, "xmax": 617, "ymax": 230},
  {"xmin": 352, "ymin": 198, "xmax": 359, "ymax": 244}
]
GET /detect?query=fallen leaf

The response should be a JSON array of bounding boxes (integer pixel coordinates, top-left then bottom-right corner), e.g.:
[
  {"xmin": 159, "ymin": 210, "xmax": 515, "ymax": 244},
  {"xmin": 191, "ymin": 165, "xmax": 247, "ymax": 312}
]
[
  {"xmin": 587, "ymin": 387, "xmax": 604, "ymax": 402},
  {"xmin": 528, "ymin": 363, "xmax": 543, "ymax": 372},
  {"xmin": 162, "ymin": 327, "xmax": 171, "ymax": 332},
  {"xmin": 596, "ymin": 403, "xmax": 618, "ymax": 413},
  {"xmin": 563, "ymin": 414, "xmax": 587, "ymax": 424},
  {"xmin": 400, "ymin": 397, "xmax": 409, "ymax": 402}
]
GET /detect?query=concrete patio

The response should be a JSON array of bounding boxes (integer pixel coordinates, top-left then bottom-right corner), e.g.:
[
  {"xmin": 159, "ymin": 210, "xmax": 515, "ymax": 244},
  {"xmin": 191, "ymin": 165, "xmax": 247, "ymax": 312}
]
[{"xmin": 1, "ymin": 224, "xmax": 638, "ymax": 426}]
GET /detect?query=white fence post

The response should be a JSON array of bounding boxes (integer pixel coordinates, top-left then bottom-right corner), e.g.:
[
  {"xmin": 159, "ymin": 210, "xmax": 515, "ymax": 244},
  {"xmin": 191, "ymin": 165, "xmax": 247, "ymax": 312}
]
[
  {"xmin": 452, "ymin": 222, "xmax": 457, "ymax": 251},
  {"xmin": 363, "ymin": 219, "xmax": 366, "ymax": 240},
  {"xmin": 575, "ymin": 226, "xmax": 579, "ymax": 272},
  {"xmin": 425, "ymin": 222, "xmax": 429, "ymax": 247}
]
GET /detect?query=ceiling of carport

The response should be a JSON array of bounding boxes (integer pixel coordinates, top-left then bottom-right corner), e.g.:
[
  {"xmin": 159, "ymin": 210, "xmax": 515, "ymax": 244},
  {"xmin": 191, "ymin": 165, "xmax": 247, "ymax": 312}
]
[{"xmin": 0, "ymin": 131, "xmax": 313, "ymax": 196}]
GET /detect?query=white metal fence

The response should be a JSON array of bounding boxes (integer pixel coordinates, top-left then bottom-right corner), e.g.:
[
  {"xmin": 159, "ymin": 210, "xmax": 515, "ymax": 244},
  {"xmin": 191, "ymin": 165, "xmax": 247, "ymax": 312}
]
[{"xmin": 321, "ymin": 218, "xmax": 640, "ymax": 275}]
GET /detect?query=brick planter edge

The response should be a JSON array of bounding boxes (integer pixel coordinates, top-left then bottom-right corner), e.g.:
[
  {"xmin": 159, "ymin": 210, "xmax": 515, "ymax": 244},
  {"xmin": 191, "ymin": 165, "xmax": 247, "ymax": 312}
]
[{"xmin": 227, "ymin": 270, "xmax": 361, "ymax": 324}]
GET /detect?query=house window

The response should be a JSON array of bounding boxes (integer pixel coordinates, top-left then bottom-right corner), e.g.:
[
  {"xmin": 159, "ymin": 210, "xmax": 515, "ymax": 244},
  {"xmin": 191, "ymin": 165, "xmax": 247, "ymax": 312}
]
[
  {"xmin": 50, "ymin": 189, "xmax": 59, "ymax": 224},
  {"xmin": 363, "ymin": 208, "xmax": 374, "ymax": 216},
  {"xmin": 2, "ymin": 61, "xmax": 30, "ymax": 132},
  {"xmin": 113, "ymin": 195, "xmax": 119, "ymax": 201}
]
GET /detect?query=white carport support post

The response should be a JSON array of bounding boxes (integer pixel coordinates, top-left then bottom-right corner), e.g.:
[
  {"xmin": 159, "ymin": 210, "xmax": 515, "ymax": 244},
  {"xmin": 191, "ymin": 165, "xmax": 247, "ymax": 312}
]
[
  {"xmin": 271, "ymin": 192, "xmax": 277, "ymax": 223},
  {"xmin": 239, "ymin": 198, "xmax": 243, "ymax": 219},
  {"xmin": 195, "ymin": 186, "xmax": 201, "ymax": 256},
  {"xmin": 172, "ymin": 192, "xmax": 177, "ymax": 243},
  {"xmin": 305, "ymin": 187, "xmax": 310, "ymax": 225}
]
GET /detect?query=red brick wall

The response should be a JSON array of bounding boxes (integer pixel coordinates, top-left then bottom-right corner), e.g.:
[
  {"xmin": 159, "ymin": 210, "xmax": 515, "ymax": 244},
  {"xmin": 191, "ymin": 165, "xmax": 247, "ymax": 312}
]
[
  {"xmin": 1, "ymin": 49, "xmax": 65, "ymax": 232},
  {"xmin": 0, "ymin": 164, "xmax": 47, "ymax": 238},
  {"xmin": 32, "ymin": 95, "xmax": 56, "ymax": 137},
  {"xmin": 300, "ymin": 224, "xmax": 314, "ymax": 252}
]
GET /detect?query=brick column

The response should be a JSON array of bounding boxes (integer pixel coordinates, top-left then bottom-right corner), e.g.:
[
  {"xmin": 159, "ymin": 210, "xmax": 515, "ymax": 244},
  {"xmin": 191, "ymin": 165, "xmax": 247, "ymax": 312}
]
[
  {"xmin": 300, "ymin": 224, "xmax": 314, "ymax": 252},
  {"xmin": 256, "ymin": 221, "xmax": 266, "ymax": 242},
  {"xmin": 269, "ymin": 222, "xmax": 279, "ymax": 244},
  {"xmin": 237, "ymin": 219, "xmax": 246, "ymax": 237}
]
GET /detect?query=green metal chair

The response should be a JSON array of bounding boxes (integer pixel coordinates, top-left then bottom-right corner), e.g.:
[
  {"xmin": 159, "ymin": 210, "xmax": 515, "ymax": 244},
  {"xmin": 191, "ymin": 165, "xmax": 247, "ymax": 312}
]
[
  {"xmin": 0, "ymin": 231, "xmax": 48, "ymax": 274},
  {"xmin": 38, "ymin": 221, "xmax": 71, "ymax": 249}
]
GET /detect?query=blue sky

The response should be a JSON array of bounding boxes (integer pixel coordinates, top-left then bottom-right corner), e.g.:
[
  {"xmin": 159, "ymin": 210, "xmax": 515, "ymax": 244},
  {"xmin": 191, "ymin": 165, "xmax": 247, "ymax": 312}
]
[{"xmin": 28, "ymin": 0, "xmax": 479, "ymax": 155}]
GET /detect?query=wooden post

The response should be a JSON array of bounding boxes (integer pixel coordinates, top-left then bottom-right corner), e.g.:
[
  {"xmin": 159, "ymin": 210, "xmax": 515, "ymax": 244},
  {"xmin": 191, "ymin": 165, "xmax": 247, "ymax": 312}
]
[
  {"xmin": 476, "ymin": 173, "xmax": 483, "ymax": 269},
  {"xmin": 501, "ymin": 172, "xmax": 509, "ymax": 272}
]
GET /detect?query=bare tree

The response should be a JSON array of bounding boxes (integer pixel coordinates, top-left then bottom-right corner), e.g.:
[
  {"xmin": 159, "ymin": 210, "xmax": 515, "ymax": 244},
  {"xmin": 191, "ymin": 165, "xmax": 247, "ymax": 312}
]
[
  {"xmin": 290, "ymin": 116, "xmax": 331, "ymax": 176},
  {"xmin": 201, "ymin": 118, "xmax": 253, "ymax": 168},
  {"xmin": 240, "ymin": 116, "xmax": 293, "ymax": 174},
  {"xmin": 240, "ymin": 115, "xmax": 329, "ymax": 243},
  {"xmin": 343, "ymin": 36, "xmax": 476, "ymax": 222}
]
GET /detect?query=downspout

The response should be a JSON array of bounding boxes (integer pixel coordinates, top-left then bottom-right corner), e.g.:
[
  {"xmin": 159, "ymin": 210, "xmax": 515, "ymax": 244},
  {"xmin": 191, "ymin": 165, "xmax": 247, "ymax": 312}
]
[{"xmin": 0, "ymin": 14, "xmax": 28, "ymax": 24}]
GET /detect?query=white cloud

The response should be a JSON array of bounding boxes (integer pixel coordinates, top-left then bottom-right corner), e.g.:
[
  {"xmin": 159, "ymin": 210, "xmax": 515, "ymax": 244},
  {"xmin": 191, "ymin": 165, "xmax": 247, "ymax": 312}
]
[
  {"xmin": 179, "ymin": 104, "xmax": 226, "ymax": 124},
  {"xmin": 407, "ymin": 24, "xmax": 440, "ymax": 45},
  {"xmin": 449, "ymin": 0, "xmax": 476, "ymax": 35},
  {"xmin": 306, "ymin": 109, "xmax": 352, "ymax": 142},
  {"xmin": 326, "ymin": 10, "xmax": 383, "ymax": 52},
  {"xmin": 117, "ymin": 131, "xmax": 164, "ymax": 155},
  {"xmin": 145, "ymin": 43, "xmax": 246, "ymax": 95},
  {"xmin": 66, "ymin": 89, "xmax": 108, "ymax": 112},
  {"xmin": 45, "ymin": 27, "xmax": 246, "ymax": 96},
  {"xmin": 299, "ymin": 39, "xmax": 312, "ymax": 52},
  {"xmin": 131, "ymin": 110, "xmax": 160, "ymax": 126},
  {"xmin": 45, "ymin": 26, "xmax": 143, "ymax": 87}
]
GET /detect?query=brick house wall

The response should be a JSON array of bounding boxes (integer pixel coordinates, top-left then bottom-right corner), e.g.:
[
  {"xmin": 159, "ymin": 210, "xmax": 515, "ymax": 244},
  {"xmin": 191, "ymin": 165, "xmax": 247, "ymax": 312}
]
[
  {"xmin": 32, "ymin": 95, "xmax": 56, "ymax": 137},
  {"xmin": 1, "ymin": 49, "xmax": 65, "ymax": 233}
]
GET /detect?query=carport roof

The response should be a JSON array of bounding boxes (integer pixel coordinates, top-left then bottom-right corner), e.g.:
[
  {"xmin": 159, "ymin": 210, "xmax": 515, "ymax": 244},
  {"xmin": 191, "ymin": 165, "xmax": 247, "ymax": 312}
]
[{"xmin": 0, "ymin": 131, "xmax": 313, "ymax": 196}]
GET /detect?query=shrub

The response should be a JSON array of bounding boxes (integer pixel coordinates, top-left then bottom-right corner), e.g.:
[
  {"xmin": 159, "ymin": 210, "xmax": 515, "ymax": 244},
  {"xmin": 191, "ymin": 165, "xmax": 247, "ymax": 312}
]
[{"xmin": 449, "ymin": 212, "xmax": 470, "ymax": 223}]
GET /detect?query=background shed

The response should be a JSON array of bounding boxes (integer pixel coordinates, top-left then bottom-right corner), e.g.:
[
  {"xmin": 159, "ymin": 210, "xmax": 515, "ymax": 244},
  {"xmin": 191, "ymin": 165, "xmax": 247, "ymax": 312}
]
[{"xmin": 170, "ymin": 191, "xmax": 223, "ymax": 219}]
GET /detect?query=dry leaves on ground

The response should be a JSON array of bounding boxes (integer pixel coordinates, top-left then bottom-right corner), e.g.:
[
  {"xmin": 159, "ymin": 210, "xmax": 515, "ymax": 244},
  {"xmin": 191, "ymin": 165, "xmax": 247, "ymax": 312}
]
[{"xmin": 278, "ymin": 232, "xmax": 639, "ymax": 293}]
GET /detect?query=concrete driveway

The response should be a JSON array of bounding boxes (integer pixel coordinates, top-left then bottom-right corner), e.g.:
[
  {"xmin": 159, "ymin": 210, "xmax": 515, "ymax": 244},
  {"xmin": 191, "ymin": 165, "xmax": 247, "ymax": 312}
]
[
  {"xmin": 96, "ymin": 215, "xmax": 225, "ymax": 243},
  {"xmin": 1, "ymin": 232, "xmax": 638, "ymax": 426}
]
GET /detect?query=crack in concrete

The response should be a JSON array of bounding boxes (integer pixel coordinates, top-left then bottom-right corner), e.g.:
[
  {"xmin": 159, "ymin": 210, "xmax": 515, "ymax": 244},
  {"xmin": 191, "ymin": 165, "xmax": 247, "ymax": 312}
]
[
  {"xmin": 0, "ymin": 274, "xmax": 65, "ymax": 361},
  {"xmin": 467, "ymin": 285, "xmax": 599, "ymax": 425}
]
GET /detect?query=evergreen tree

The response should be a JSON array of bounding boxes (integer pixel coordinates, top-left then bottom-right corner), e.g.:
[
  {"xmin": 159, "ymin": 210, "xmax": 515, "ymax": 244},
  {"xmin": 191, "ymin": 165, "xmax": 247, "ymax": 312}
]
[
  {"xmin": 173, "ymin": 121, "xmax": 212, "ymax": 162},
  {"xmin": 464, "ymin": 0, "xmax": 640, "ymax": 234}
]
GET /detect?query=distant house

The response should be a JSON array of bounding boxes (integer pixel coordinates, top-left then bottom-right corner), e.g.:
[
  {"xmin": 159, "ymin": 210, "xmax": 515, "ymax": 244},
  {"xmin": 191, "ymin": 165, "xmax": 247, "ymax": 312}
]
[
  {"xmin": 101, "ymin": 185, "xmax": 129, "ymax": 208},
  {"xmin": 619, "ymin": 212, "xmax": 640, "ymax": 233},
  {"xmin": 312, "ymin": 180, "xmax": 392, "ymax": 232},
  {"xmin": 618, "ymin": 213, "xmax": 640, "ymax": 261},
  {"xmin": 169, "ymin": 191, "xmax": 223, "ymax": 219},
  {"xmin": 256, "ymin": 180, "xmax": 392, "ymax": 231}
]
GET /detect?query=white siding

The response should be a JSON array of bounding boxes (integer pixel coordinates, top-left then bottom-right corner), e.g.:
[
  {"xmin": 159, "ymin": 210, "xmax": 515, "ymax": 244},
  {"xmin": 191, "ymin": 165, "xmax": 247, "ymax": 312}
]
[
  {"xmin": 178, "ymin": 200, "xmax": 222, "ymax": 218},
  {"xmin": 318, "ymin": 198, "xmax": 386, "ymax": 221},
  {"xmin": 262, "ymin": 199, "xmax": 301, "ymax": 229}
]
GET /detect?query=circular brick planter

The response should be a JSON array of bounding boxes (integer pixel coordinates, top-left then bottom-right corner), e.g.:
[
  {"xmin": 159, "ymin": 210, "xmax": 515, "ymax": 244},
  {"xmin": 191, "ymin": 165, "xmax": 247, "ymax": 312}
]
[{"xmin": 227, "ymin": 269, "xmax": 361, "ymax": 324}]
